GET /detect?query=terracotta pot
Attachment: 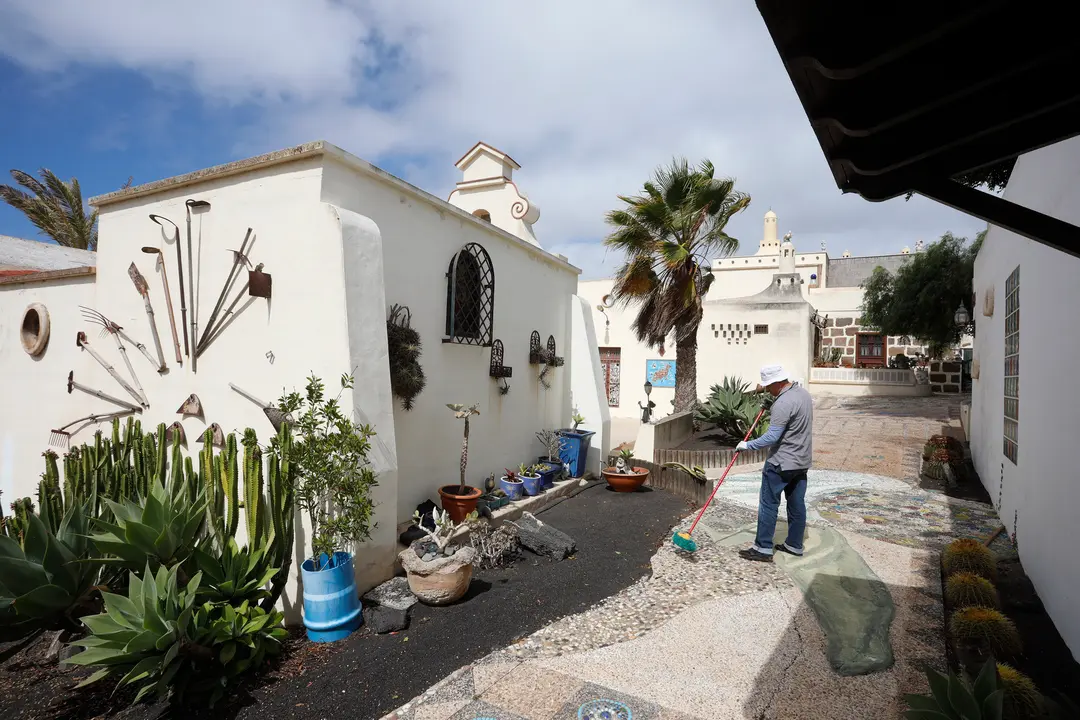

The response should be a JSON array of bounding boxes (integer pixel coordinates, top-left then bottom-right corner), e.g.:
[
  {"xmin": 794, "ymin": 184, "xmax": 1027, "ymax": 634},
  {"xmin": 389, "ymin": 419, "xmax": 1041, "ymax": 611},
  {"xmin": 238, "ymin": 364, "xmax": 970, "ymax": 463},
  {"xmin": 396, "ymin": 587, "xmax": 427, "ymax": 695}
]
[
  {"xmin": 438, "ymin": 485, "xmax": 482, "ymax": 522},
  {"xmin": 602, "ymin": 467, "xmax": 649, "ymax": 493},
  {"xmin": 399, "ymin": 546, "xmax": 476, "ymax": 605}
]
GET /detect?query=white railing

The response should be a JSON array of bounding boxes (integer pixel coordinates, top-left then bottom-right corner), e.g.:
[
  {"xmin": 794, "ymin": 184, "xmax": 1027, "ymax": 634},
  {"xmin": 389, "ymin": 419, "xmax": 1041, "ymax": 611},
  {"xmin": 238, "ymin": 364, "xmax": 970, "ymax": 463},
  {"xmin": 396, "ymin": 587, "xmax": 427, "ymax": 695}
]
[{"xmin": 810, "ymin": 367, "xmax": 916, "ymax": 386}]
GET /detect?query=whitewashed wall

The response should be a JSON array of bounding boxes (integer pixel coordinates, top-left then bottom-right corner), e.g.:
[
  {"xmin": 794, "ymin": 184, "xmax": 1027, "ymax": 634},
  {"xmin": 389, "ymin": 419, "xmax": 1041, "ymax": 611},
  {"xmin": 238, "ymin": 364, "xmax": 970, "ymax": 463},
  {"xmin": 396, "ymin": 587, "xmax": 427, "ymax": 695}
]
[
  {"xmin": 971, "ymin": 136, "xmax": 1080, "ymax": 660},
  {"xmin": 0, "ymin": 274, "xmax": 97, "ymax": 502},
  {"xmin": 710, "ymin": 252, "xmax": 828, "ymax": 298},
  {"xmin": 320, "ymin": 152, "xmax": 578, "ymax": 523}
]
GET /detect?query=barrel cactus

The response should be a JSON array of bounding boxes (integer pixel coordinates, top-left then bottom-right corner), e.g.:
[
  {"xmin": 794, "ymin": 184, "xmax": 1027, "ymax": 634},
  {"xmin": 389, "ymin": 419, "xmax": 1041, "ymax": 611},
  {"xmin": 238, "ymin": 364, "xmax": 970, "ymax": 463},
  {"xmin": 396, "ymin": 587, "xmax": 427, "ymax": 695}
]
[
  {"xmin": 945, "ymin": 572, "xmax": 1000, "ymax": 610},
  {"xmin": 997, "ymin": 663, "xmax": 1043, "ymax": 719},
  {"xmin": 943, "ymin": 538, "xmax": 998, "ymax": 581},
  {"xmin": 950, "ymin": 606, "xmax": 1022, "ymax": 657}
]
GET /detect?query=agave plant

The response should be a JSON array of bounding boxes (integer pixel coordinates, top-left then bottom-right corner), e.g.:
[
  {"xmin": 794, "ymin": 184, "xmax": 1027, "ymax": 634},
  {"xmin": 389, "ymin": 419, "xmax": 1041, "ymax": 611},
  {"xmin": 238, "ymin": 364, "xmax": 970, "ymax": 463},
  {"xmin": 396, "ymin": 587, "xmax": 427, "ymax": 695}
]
[
  {"xmin": 189, "ymin": 538, "xmax": 278, "ymax": 605},
  {"xmin": 67, "ymin": 563, "xmax": 286, "ymax": 707},
  {"xmin": 903, "ymin": 659, "xmax": 1003, "ymax": 719},
  {"xmin": 88, "ymin": 478, "xmax": 207, "ymax": 574},
  {"xmin": 0, "ymin": 503, "xmax": 100, "ymax": 629},
  {"xmin": 694, "ymin": 376, "xmax": 771, "ymax": 441}
]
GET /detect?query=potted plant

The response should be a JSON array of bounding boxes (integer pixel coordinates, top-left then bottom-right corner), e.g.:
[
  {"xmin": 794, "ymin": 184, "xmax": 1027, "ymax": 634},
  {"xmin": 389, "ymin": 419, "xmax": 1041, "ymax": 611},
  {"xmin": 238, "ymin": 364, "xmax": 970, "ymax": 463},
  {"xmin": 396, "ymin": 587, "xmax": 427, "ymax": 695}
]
[
  {"xmin": 499, "ymin": 467, "xmax": 525, "ymax": 500},
  {"xmin": 602, "ymin": 448, "xmax": 650, "ymax": 493},
  {"xmin": 535, "ymin": 428, "xmax": 567, "ymax": 488},
  {"xmin": 557, "ymin": 411, "xmax": 595, "ymax": 478},
  {"xmin": 399, "ymin": 507, "xmax": 476, "ymax": 605},
  {"xmin": 519, "ymin": 463, "xmax": 543, "ymax": 496},
  {"xmin": 279, "ymin": 373, "xmax": 378, "ymax": 642},
  {"xmin": 438, "ymin": 403, "xmax": 483, "ymax": 522}
]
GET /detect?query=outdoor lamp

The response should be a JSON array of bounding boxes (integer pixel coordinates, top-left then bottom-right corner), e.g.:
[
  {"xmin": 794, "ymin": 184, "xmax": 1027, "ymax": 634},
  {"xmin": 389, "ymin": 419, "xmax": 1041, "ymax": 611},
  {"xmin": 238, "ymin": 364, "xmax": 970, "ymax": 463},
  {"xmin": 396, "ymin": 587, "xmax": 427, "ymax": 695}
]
[
  {"xmin": 644, "ymin": 381, "xmax": 653, "ymax": 397},
  {"xmin": 639, "ymin": 381, "xmax": 655, "ymax": 424},
  {"xmin": 954, "ymin": 303, "xmax": 970, "ymax": 328}
]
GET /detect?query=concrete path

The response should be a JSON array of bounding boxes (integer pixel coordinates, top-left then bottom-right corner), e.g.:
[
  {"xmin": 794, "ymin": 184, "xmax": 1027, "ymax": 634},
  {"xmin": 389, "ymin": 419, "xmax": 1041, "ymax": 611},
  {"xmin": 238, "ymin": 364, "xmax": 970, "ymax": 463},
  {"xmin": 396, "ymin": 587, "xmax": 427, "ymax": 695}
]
[{"xmin": 383, "ymin": 395, "xmax": 1001, "ymax": 720}]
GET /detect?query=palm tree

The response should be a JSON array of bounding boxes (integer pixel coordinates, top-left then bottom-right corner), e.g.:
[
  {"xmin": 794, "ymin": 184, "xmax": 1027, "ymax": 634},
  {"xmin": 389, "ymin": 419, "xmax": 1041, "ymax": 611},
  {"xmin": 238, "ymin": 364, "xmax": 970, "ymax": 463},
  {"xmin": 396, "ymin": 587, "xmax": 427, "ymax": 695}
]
[
  {"xmin": 604, "ymin": 158, "xmax": 750, "ymax": 412},
  {"xmin": 0, "ymin": 168, "xmax": 98, "ymax": 250}
]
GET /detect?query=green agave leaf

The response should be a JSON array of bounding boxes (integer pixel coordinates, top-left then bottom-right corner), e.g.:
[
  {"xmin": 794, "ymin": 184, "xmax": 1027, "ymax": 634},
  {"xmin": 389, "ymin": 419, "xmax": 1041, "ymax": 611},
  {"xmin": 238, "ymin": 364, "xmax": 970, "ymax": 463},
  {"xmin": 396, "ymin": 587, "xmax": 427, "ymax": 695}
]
[
  {"xmin": 22, "ymin": 514, "xmax": 51, "ymax": 566},
  {"xmin": 981, "ymin": 689, "xmax": 1004, "ymax": 720},
  {"xmin": 12, "ymin": 584, "xmax": 72, "ymax": 618},
  {"xmin": 119, "ymin": 655, "xmax": 163, "ymax": 687},
  {"xmin": 132, "ymin": 682, "xmax": 156, "ymax": 705},
  {"xmin": 141, "ymin": 490, "xmax": 165, "ymax": 532},
  {"xmin": 926, "ymin": 667, "xmax": 952, "ymax": 705},
  {"xmin": 903, "ymin": 695, "xmax": 944, "ymax": 712},
  {"xmin": 64, "ymin": 646, "xmax": 143, "ymax": 667},
  {"xmin": 241, "ymin": 613, "xmax": 273, "ymax": 636},
  {"xmin": 0, "ymin": 558, "xmax": 52, "ymax": 597},
  {"xmin": 86, "ymin": 539, "xmax": 148, "ymax": 567},
  {"xmin": 902, "ymin": 711, "xmax": 953, "ymax": 720},
  {"xmin": 153, "ymin": 525, "xmax": 179, "ymax": 566},
  {"xmin": 75, "ymin": 667, "xmax": 113, "ymax": 688},
  {"xmin": 162, "ymin": 641, "xmax": 180, "ymax": 670},
  {"xmin": 69, "ymin": 636, "xmax": 118, "ymax": 649},
  {"xmin": 123, "ymin": 629, "xmax": 161, "ymax": 655},
  {"xmin": 102, "ymin": 591, "xmax": 141, "ymax": 630},
  {"xmin": 947, "ymin": 673, "xmax": 980, "ymax": 720},
  {"xmin": 193, "ymin": 547, "xmax": 225, "ymax": 584},
  {"xmin": 83, "ymin": 613, "xmax": 138, "ymax": 640},
  {"xmin": 973, "ymin": 658, "xmax": 999, "ymax": 702},
  {"xmin": 0, "ymin": 534, "xmax": 25, "ymax": 561},
  {"xmin": 219, "ymin": 641, "xmax": 237, "ymax": 665},
  {"xmin": 269, "ymin": 628, "xmax": 288, "ymax": 641},
  {"xmin": 124, "ymin": 521, "xmax": 160, "ymax": 554}
]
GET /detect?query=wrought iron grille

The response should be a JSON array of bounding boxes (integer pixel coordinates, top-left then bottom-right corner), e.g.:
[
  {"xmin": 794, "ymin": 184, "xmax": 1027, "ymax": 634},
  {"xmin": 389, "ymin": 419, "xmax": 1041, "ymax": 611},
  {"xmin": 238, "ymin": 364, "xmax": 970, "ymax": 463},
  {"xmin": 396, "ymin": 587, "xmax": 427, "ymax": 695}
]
[
  {"xmin": 529, "ymin": 330, "xmax": 542, "ymax": 364},
  {"xmin": 489, "ymin": 339, "xmax": 512, "ymax": 378},
  {"xmin": 444, "ymin": 242, "xmax": 494, "ymax": 346}
]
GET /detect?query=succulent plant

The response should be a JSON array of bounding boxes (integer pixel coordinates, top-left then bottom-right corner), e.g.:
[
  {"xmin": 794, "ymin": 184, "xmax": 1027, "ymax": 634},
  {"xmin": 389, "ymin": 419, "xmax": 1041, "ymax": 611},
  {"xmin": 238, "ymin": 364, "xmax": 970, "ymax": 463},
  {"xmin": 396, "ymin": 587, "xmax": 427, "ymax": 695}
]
[
  {"xmin": 664, "ymin": 462, "xmax": 708, "ymax": 483},
  {"xmin": 189, "ymin": 538, "xmax": 278, "ymax": 605},
  {"xmin": 943, "ymin": 538, "xmax": 998, "ymax": 581},
  {"xmin": 0, "ymin": 503, "xmax": 99, "ymax": 628},
  {"xmin": 903, "ymin": 658, "xmax": 1003, "ymax": 720},
  {"xmin": 67, "ymin": 563, "xmax": 286, "ymax": 707},
  {"xmin": 950, "ymin": 607, "xmax": 1022, "ymax": 658},
  {"xmin": 996, "ymin": 664, "xmax": 1043, "ymax": 719},
  {"xmin": 945, "ymin": 572, "xmax": 1000, "ymax": 610},
  {"xmin": 387, "ymin": 304, "xmax": 426, "ymax": 410}
]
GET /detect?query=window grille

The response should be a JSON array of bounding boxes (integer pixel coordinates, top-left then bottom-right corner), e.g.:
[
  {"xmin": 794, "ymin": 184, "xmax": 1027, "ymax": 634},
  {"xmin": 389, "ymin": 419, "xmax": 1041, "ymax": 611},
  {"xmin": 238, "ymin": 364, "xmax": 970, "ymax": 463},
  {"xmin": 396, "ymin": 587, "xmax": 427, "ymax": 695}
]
[{"xmin": 444, "ymin": 242, "xmax": 494, "ymax": 346}]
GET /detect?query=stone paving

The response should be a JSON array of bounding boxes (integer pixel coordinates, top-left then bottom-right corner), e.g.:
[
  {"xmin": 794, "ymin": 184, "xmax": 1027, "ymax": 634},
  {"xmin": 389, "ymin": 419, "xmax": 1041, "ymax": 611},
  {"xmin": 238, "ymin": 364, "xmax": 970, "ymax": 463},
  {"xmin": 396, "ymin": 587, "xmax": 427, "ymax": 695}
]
[{"xmin": 383, "ymin": 394, "xmax": 1002, "ymax": 720}]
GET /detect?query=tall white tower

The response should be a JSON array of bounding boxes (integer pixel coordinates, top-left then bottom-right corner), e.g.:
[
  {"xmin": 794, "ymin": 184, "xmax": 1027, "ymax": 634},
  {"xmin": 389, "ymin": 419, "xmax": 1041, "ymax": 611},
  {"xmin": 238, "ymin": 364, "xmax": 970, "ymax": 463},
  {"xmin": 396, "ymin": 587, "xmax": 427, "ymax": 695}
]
[
  {"xmin": 779, "ymin": 232, "xmax": 796, "ymax": 274},
  {"xmin": 757, "ymin": 210, "xmax": 780, "ymax": 254}
]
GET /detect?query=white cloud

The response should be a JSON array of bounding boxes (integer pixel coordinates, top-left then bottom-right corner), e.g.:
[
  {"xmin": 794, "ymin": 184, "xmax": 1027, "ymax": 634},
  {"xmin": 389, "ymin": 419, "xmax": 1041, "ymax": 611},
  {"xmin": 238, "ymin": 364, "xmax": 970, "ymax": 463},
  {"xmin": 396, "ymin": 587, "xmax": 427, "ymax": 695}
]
[{"xmin": 0, "ymin": 0, "xmax": 987, "ymax": 279}]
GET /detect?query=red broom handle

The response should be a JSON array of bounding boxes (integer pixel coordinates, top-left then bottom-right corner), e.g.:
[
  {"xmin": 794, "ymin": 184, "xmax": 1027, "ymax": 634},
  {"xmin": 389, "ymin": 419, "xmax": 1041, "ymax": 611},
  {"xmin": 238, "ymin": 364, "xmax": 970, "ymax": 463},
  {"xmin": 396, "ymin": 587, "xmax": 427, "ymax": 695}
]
[{"xmin": 686, "ymin": 406, "xmax": 767, "ymax": 535}]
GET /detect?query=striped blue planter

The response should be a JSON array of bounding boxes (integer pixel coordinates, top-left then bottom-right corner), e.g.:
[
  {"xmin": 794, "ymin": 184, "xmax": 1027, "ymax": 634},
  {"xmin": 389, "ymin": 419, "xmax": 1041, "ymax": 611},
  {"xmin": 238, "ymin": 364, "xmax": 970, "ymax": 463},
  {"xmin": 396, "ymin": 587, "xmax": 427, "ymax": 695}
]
[{"xmin": 301, "ymin": 551, "xmax": 362, "ymax": 642}]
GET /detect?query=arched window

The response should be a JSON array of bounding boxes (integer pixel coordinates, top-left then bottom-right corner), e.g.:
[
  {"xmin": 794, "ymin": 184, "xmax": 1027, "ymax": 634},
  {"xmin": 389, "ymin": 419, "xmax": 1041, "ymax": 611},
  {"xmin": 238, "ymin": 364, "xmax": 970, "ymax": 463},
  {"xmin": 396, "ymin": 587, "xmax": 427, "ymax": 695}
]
[
  {"xmin": 472, "ymin": 209, "xmax": 492, "ymax": 222},
  {"xmin": 445, "ymin": 242, "xmax": 494, "ymax": 346}
]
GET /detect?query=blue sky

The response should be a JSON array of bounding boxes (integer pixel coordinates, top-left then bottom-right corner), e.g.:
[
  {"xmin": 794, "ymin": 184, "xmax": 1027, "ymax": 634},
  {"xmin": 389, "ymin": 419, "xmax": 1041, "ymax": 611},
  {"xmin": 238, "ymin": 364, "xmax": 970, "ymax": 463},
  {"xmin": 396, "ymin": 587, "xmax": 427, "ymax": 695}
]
[{"xmin": 0, "ymin": 1, "xmax": 986, "ymax": 279}]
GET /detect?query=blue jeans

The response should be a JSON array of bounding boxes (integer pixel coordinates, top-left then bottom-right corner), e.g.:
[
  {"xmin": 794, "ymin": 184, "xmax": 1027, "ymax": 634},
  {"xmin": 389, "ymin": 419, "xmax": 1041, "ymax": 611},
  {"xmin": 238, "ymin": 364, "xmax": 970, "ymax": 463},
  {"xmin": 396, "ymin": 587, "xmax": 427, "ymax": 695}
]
[{"xmin": 753, "ymin": 463, "xmax": 808, "ymax": 555}]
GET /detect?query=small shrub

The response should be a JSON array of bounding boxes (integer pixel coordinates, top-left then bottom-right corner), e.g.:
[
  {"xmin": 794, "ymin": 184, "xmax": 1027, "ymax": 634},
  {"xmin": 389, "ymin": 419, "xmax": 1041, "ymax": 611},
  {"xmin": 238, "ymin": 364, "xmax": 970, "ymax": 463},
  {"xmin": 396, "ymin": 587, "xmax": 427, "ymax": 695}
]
[
  {"xmin": 945, "ymin": 572, "xmax": 1000, "ymax": 610},
  {"xmin": 950, "ymin": 606, "xmax": 1022, "ymax": 657},
  {"xmin": 997, "ymin": 663, "xmax": 1043, "ymax": 719},
  {"xmin": 943, "ymin": 538, "xmax": 998, "ymax": 581},
  {"xmin": 467, "ymin": 517, "xmax": 520, "ymax": 570}
]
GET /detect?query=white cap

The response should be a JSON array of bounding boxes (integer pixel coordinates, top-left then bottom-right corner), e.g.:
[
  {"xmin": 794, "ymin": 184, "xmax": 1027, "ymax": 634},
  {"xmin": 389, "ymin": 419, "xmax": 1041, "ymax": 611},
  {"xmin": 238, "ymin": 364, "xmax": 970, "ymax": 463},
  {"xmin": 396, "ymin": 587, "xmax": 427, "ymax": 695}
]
[{"xmin": 760, "ymin": 364, "xmax": 788, "ymax": 386}]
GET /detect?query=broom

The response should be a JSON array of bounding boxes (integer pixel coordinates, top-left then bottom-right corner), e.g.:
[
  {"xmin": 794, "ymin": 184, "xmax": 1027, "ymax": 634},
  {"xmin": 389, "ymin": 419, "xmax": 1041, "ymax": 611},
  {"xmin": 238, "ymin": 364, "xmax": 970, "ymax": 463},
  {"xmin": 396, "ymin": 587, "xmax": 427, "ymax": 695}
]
[{"xmin": 673, "ymin": 406, "xmax": 767, "ymax": 553}]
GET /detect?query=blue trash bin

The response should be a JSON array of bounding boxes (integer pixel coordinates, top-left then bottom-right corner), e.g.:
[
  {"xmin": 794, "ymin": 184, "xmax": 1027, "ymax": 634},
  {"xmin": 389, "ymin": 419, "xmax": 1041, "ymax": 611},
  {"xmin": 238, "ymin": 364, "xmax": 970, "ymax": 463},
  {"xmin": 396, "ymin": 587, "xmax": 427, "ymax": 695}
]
[{"xmin": 301, "ymin": 551, "xmax": 363, "ymax": 642}]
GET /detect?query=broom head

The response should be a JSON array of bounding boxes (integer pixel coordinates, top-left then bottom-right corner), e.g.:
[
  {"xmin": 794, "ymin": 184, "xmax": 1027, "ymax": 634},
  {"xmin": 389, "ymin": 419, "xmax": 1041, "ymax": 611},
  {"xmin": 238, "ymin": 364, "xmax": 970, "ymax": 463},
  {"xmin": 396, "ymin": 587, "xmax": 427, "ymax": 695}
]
[{"xmin": 673, "ymin": 531, "xmax": 698, "ymax": 552}]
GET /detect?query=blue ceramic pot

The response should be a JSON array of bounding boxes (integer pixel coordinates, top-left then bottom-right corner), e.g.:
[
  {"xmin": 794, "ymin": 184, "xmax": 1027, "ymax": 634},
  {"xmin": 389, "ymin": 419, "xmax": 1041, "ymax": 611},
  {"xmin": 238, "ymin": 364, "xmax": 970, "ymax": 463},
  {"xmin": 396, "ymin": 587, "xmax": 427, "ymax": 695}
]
[
  {"xmin": 534, "ymin": 460, "xmax": 560, "ymax": 489},
  {"xmin": 521, "ymin": 473, "xmax": 542, "ymax": 496},
  {"xmin": 300, "ymin": 551, "xmax": 362, "ymax": 642},
  {"xmin": 499, "ymin": 475, "xmax": 524, "ymax": 500},
  {"xmin": 557, "ymin": 429, "xmax": 596, "ymax": 478}
]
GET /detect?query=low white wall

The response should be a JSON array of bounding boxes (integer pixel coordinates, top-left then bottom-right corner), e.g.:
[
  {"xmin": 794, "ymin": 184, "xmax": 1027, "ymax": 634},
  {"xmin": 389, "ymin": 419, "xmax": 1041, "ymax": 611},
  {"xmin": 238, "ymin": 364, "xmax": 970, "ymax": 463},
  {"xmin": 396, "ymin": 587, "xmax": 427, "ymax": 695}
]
[
  {"xmin": 570, "ymin": 295, "xmax": 611, "ymax": 476},
  {"xmin": 970, "ymin": 136, "xmax": 1080, "ymax": 660}
]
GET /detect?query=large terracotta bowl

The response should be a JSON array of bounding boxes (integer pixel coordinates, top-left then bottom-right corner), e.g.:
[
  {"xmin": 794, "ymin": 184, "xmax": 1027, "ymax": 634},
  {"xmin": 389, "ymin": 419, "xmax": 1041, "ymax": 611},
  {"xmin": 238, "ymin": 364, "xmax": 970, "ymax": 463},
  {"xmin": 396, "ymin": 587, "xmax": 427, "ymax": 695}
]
[{"xmin": 601, "ymin": 467, "xmax": 649, "ymax": 493}]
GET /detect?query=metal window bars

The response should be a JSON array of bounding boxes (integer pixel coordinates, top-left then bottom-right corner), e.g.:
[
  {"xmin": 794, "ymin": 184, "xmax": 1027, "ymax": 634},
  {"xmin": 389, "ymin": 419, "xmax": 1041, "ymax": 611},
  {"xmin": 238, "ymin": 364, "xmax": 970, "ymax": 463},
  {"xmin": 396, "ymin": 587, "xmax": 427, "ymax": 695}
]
[{"xmin": 444, "ymin": 242, "xmax": 494, "ymax": 346}]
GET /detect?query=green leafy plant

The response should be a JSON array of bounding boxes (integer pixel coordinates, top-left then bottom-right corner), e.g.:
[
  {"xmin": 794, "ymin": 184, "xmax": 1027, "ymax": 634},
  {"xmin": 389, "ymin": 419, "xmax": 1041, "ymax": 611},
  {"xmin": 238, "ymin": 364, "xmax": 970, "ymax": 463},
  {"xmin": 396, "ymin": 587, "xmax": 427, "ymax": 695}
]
[
  {"xmin": 571, "ymin": 412, "xmax": 585, "ymax": 431},
  {"xmin": 945, "ymin": 572, "xmax": 1000, "ymax": 610},
  {"xmin": 815, "ymin": 347, "xmax": 843, "ymax": 367},
  {"xmin": 447, "ymin": 403, "xmax": 480, "ymax": 495},
  {"xmin": 0, "ymin": 503, "xmax": 100, "ymax": 629},
  {"xmin": 996, "ymin": 664, "xmax": 1043, "ymax": 719},
  {"xmin": 411, "ymin": 508, "xmax": 457, "ymax": 556},
  {"xmin": 386, "ymin": 304, "xmax": 426, "ymax": 410},
  {"xmin": 190, "ymin": 538, "xmax": 277, "ymax": 605},
  {"xmin": 519, "ymin": 463, "xmax": 541, "ymax": 478},
  {"xmin": 943, "ymin": 538, "xmax": 998, "ymax": 581},
  {"xmin": 279, "ymin": 374, "xmax": 379, "ymax": 567},
  {"xmin": 694, "ymin": 376, "xmax": 771, "ymax": 441},
  {"xmin": 664, "ymin": 461, "xmax": 707, "ymax": 483},
  {"xmin": 950, "ymin": 607, "xmax": 1022, "ymax": 658},
  {"xmin": 67, "ymin": 563, "xmax": 286, "ymax": 707},
  {"xmin": 903, "ymin": 658, "xmax": 1003, "ymax": 719}
]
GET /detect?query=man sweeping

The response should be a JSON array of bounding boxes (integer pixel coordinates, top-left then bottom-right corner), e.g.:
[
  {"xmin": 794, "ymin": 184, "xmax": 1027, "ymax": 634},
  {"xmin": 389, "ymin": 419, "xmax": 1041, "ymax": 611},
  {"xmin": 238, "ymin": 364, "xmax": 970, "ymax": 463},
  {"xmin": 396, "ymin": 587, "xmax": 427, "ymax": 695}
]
[{"xmin": 735, "ymin": 364, "xmax": 813, "ymax": 563}]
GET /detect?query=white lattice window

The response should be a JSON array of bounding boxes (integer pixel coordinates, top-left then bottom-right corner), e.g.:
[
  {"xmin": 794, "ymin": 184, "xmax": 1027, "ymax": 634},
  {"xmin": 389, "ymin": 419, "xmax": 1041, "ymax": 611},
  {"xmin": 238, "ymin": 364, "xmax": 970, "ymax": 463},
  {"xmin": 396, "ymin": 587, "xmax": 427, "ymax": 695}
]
[{"xmin": 1004, "ymin": 266, "xmax": 1019, "ymax": 464}]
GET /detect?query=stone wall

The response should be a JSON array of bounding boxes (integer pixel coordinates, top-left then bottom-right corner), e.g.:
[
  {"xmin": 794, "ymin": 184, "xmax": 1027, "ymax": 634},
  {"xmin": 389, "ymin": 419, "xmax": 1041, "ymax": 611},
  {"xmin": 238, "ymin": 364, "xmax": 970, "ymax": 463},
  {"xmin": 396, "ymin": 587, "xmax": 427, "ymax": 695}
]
[
  {"xmin": 929, "ymin": 360, "xmax": 963, "ymax": 394},
  {"xmin": 820, "ymin": 315, "xmax": 927, "ymax": 366}
]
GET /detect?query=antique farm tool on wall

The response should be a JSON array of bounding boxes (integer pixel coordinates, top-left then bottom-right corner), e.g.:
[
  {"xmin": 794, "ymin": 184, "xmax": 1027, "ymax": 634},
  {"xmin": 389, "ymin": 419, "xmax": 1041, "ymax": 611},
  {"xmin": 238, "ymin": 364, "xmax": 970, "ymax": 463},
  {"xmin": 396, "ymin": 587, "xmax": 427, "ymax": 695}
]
[
  {"xmin": 80, "ymin": 307, "xmax": 160, "ymax": 371},
  {"xmin": 150, "ymin": 213, "xmax": 189, "ymax": 358},
  {"xmin": 196, "ymin": 261, "xmax": 262, "ymax": 359},
  {"xmin": 76, "ymin": 331, "xmax": 146, "ymax": 408},
  {"xmin": 229, "ymin": 382, "xmax": 293, "ymax": 432},
  {"xmin": 67, "ymin": 371, "xmax": 142, "ymax": 412},
  {"xmin": 196, "ymin": 422, "xmax": 225, "ymax": 449},
  {"xmin": 165, "ymin": 421, "xmax": 186, "ymax": 445},
  {"xmin": 48, "ymin": 410, "xmax": 136, "ymax": 450},
  {"xmin": 248, "ymin": 264, "xmax": 272, "ymax": 299},
  {"xmin": 198, "ymin": 228, "xmax": 253, "ymax": 354},
  {"xmin": 176, "ymin": 393, "xmax": 203, "ymax": 417},
  {"xmin": 142, "ymin": 246, "xmax": 183, "ymax": 365},
  {"xmin": 128, "ymin": 262, "xmax": 167, "ymax": 372},
  {"xmin": 79, "ymin": 306, "xmax": 149, "ymax": 406},
  {"xmin": 185, "ymin": 199, "xmax": 211, "ymax": 372}
]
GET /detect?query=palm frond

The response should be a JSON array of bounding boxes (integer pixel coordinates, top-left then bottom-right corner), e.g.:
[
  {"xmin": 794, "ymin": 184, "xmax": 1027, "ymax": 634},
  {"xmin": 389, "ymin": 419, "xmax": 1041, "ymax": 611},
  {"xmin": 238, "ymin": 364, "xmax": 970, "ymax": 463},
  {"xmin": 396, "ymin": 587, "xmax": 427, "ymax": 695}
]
[{"xmin": 0, "ymin": 168, "xmax": 97, "ymax": 249}]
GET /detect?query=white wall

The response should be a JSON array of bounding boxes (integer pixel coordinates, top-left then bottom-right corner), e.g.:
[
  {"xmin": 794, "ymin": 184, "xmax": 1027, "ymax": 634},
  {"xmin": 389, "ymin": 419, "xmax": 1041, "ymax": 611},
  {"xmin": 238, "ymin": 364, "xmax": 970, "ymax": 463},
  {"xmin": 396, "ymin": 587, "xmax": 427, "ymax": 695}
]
[
  {"xmin": 570, "ymin": 295, "xmax": 611, "ymax": 474},
  {"xmin": 320, "ymin": 153, "xmax": 579, "ymax": 522},
  {"xmin": 970, "ymin": 136, "xmax": 1080, "ymax": 660},
  {"xmin": 710, "ymin": 253, "xmax": 827, "ymax": 298},
  {"xmin": 0, "ymin": 274, "xmax": 97, "ymax": 502}
]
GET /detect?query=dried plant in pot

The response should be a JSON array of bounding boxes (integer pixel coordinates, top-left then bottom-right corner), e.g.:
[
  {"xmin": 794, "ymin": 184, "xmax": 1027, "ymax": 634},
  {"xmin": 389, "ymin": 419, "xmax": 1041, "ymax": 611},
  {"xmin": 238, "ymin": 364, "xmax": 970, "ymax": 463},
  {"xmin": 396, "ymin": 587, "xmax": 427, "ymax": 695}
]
[
  {"xmin": 602, "ymin": 448, "xmax": 649, "ymax": 493},
  {"xmin": 438, "ymin": 403, "xmax": 483, "ymax": 522},
  {"xmin": 399, "ymin": 508, "xmax": 476, "ymax": 605}
]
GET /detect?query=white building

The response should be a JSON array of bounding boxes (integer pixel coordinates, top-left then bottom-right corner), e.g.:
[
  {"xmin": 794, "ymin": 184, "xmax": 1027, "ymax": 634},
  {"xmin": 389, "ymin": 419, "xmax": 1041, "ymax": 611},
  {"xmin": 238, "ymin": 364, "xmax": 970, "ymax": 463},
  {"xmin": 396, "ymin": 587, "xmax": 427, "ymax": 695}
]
[
  {"xmin": 0, "ymin": 141, "xmax": 610, "ymax": 620},
  {"xmin": 581, "ymin": 211, "xmax": 937, "ymax": 447},
  {"xmin": 969, "ymin": 135, "xmax": 1080, "ymax": 659}
]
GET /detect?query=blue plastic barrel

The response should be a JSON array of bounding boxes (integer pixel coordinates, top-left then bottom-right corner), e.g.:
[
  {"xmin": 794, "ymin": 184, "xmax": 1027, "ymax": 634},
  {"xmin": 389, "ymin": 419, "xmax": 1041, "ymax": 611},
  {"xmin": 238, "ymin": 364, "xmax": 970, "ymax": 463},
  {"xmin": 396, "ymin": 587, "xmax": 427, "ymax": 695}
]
[
  {"xmin": 557, "ymin": 429, "xmax": 595, "ymax": 477},
  {"xmin": 301, "ymin": 551, "xmax": 362, "ymax": 642}
]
